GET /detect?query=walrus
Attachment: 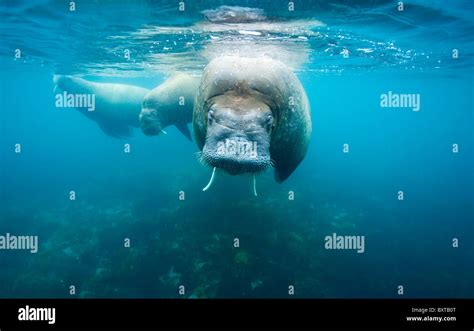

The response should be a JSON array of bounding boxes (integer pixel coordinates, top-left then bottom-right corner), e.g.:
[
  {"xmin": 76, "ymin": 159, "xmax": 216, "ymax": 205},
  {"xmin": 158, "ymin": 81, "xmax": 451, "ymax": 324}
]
[
  {"xmin": 139, "ymin": 73, "xmax": 200, "ymax": 140},
  {"xmin": 193, "ymin": 56, "xmax": 311, "ymax": 193},
  {"xmin": 53, "ymin": 75, "xmax": 150, "ymax": 138}
]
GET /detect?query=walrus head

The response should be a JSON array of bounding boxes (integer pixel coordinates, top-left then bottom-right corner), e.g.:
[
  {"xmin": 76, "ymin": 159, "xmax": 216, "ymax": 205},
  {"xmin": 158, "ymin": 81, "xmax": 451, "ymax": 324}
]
[
  {"xmin": 139, "ymin": 74, "xmax": 199, "ymax": 140},
  {"xmin": 194, "ymin": 56, "xmax": 312, "ymax": 195},
  {"xmin": 200, "ymin": 89, "xmax": 275, "ymax": 175}
]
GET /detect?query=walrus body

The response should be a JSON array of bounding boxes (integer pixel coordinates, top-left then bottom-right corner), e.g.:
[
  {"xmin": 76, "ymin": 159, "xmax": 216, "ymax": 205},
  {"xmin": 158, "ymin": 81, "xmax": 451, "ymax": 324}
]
[
  {"xmin": 193, "ymin": 56, "xmax": 311, "ymax": 182},
  {"xmin": 139, "ymin": 73, "xmax": 200, "ymax": 140},
  {"xmin": 53, "ymin": 75, "xmax": 150, "ymax": 138}
]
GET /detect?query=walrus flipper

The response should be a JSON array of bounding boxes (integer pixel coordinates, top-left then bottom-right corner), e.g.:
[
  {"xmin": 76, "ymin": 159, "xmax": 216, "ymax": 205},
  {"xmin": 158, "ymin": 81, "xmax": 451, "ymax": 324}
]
[
  {"xmin": 97, "ymin": 120, "xmax": 133, "ymax": 138},
  {"xmin": 271, "ymin": 67, "xmax": 312, "ymax": 183},
  {"xmin": 175, "ymin": 123, "xmax": 192, "ymax": 141},
  {"xmin": 274, "ymin": 154, "xmax": 302, "ymax": 183}
]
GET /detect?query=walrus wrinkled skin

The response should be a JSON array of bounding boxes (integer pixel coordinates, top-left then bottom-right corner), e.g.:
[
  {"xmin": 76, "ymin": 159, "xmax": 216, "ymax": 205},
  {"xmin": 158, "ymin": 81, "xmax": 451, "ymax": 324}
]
[{"xmin": 193, "ymin": 56, "xmax": 312, "ymax": 182}]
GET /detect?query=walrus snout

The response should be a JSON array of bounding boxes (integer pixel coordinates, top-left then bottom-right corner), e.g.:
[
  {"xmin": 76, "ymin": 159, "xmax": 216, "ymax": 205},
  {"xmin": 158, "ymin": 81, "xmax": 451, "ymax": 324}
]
[
  {"xmin": 202, "ymin": 134, "xmax": 271, "ymax": 174},
  {"xmin": 200, "ymin": 94, "xmax": 273, "ymax": 175},
  {"xmin": 139, "ymin": 107, "xmax": 164, "ymax": 136}
]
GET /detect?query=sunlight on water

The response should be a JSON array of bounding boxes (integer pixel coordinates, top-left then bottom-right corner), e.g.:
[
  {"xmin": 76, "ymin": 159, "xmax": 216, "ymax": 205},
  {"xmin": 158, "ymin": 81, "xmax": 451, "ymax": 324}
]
[{"xmin": 1, "ymin": 1, "xmax": 473, "ymax": 76}]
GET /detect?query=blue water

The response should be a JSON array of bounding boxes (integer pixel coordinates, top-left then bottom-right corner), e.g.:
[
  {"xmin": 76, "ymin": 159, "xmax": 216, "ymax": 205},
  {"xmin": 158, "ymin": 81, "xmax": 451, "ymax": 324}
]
[{"xmin": 0, "ymin": 0, "xmax": 473, "ymax": 298}]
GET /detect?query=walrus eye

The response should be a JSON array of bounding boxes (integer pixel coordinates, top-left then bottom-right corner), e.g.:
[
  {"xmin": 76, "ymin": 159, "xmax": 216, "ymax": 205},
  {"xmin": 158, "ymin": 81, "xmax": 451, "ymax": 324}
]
[
  {"xmin": 265, "ymin": 113, "xmax": 273, "ymax": 130},
  {"xmin": 207, "ymin": 110, "xmax": 215, "ymax": 125}
]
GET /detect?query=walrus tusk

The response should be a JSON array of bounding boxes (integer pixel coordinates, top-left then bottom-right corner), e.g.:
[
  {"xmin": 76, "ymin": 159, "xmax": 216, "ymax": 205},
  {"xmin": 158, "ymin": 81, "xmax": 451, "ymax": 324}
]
[
  {"xmin": 252, "ymin": 174, "xmax": 257, "ymax": 197},
  {"xmin": 202, "ymin": 167, "xmax": 217, "ymax": 191}
]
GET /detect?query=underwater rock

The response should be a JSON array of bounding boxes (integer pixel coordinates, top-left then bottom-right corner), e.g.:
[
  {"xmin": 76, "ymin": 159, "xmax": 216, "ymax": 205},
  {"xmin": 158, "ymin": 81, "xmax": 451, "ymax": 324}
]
[
  {"xmin": 234, "ymin": 251, "xmax": 250, "ymax": 265},
  {"xmin": 251, "ymin": 279, "xmax": 263, "ymax": 290},
  {"xmin": 159, "ymin": 266, "xmax": 181, "ymax": 288}
]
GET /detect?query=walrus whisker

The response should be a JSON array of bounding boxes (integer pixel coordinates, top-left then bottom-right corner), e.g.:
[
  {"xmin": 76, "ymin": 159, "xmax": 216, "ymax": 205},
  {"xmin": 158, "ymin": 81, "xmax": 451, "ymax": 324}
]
[
  {"xmin": 202, "ymin": 167, "xmax": 217, "ymax": 191},
  {"xmin": 196, "ymin": 151, "xmax": 214, "ymax": 169},
  {"xmin": 270, "ymin": 158, "xmax": 276, "ymax": 168},
  {"xmin": 252, "ymin": 174, "xmax": 258, "ymax": 197},
  {"xmin": 195, "ymin": 151, "xmax": 204, "ymax": 165}
]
